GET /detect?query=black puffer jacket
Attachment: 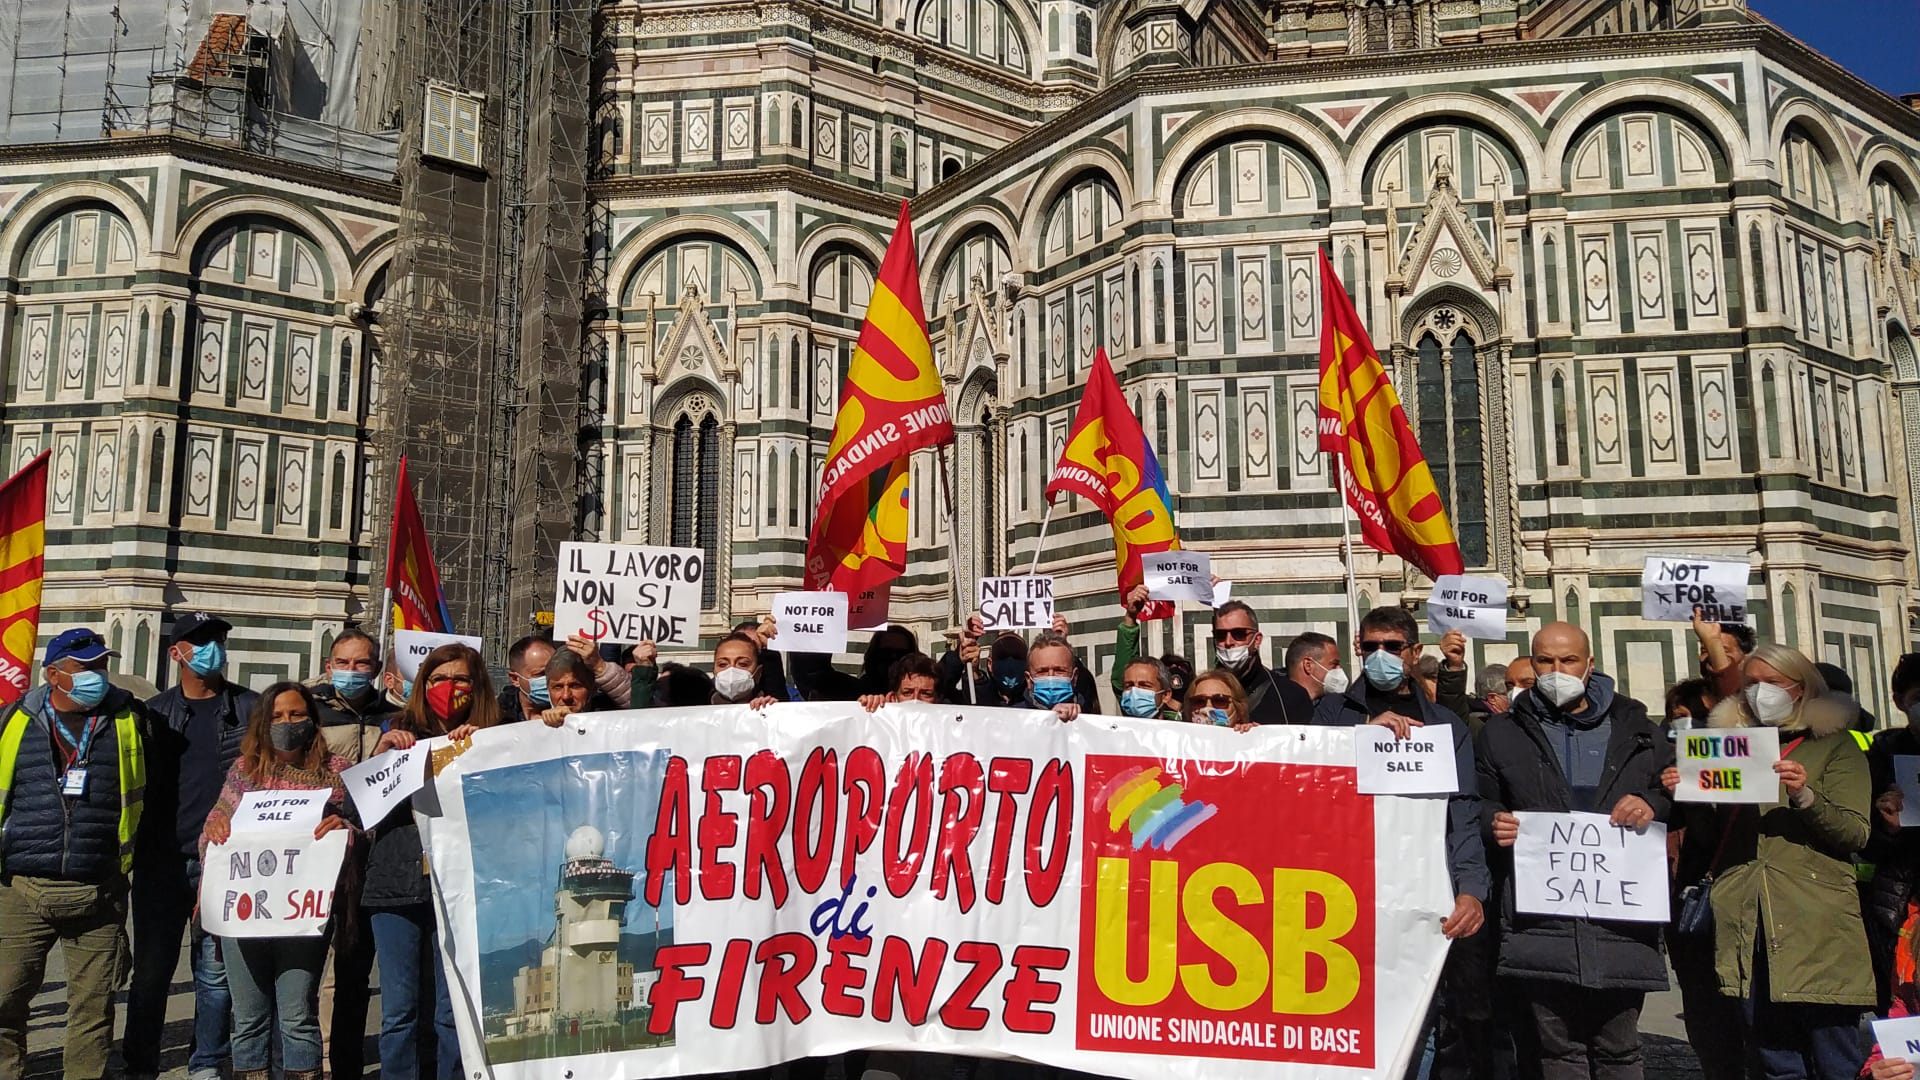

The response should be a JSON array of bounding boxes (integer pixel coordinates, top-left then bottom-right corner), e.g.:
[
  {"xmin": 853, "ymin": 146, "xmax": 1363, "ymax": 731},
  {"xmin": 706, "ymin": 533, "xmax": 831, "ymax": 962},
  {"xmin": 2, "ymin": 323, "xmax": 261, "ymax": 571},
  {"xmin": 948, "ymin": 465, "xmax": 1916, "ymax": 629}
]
[
  {"xmin": 1865, "ymin": 724, "xmax": 1920, "ymax": 1008},
  {"xmin": 0, "ymin": 684, "xmax": 146, "ymax": 883},
  {"xmin": 1475, "ymin": 674, "xmax": 1673, "ymax": 991},
  {"xmin": 361, "ymin": 795, "xmax": 432, "ymax": 909},
  {"xmin": 141, "ymin": 681, "xmax": 256, "ymax": 858}
]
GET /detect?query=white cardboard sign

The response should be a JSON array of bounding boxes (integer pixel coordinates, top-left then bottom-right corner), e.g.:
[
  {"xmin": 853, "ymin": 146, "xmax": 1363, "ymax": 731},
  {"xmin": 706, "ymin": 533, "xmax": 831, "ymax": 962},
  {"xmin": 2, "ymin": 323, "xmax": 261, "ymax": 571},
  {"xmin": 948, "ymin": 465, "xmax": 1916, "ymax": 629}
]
[
  {"xmin": 1211, "ymin": 579, "xmax": 1234, "ymax": 608},
  {"xmin": 848, "ymin": 582, "xmax": 890, "ymax": 631},
  {"xmin": 392, "ymin": 629, "xmax": 485, "ymax": 682},
  {"xmin": 340, "ymin": 746, "xmax": 427, "ymax": 829},
  {"xmin": 553, "ymin": 541, "xmax": 705, "ymax": 645},
  {"xmin": 771, "ymin": 592, "xmax": 849, "ymax": 655},
  {"xmin": 1142, "ymin": 550, "xmax": 1214, "ymax": 604},
  {"xmin": 232, "ymin": 789, "xmax": 330, "ymax": 837},
  {"xmin": 1641, "ymin": 554, "xmax": 1748, "ymax": 623},
  {"xmin": 1354, "ymin": 724, "xmax": 1459, "ymax": 795},
  {"xmin": 1895, "ymin": 755, "xmax": 1920, "ymax": 828},
  {"xmin": 1427, "ymin": 575, "xmax": 1509, "ymax": 641},
  {"xmin": 1675, "ymin": 726, "xmax": 1781, "ymax": 805},
  {"xmin": 978, "ymin": 576, "xmax": 1055, "ymax": 630},
  {"xmin": 1514, "ymin": 812, "xmax": 1669, "ymax": 923},
  {"xmin": 1872, "ymin": 1017, "xmax": 1920, "ymax": 1064},
  {"xmin": 200, "ymin": 829, "xmax": 349, "ymax": 938}
]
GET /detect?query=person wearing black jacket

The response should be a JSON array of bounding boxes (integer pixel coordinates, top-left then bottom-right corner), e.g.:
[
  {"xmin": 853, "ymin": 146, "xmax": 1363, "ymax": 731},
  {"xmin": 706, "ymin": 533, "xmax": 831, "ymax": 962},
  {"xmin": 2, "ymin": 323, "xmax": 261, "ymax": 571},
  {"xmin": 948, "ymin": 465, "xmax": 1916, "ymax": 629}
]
[
  {"xmin": 1865, "ymin": 652, "xmax": 1920, "ymax": 1012},
  {"xmin": 126, "ymin": 611, "xmax": 257, "ymax": 1080},
  {"xmin": 1479, "ymin": 622, "xmax": 1673, "ymax": 1080},
  {"xmin": 1214, "ymin": 600, "xmax": 1314, "ymax": 724}
]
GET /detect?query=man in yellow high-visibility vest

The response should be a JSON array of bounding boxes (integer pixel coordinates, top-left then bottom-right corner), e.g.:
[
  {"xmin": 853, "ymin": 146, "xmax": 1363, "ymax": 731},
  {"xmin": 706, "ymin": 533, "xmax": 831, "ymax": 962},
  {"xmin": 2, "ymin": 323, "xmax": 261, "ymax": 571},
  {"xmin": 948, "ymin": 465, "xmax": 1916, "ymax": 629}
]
[{"xmin": 0, "ymin": 629, "xmax": 147, "ymax": 1080}]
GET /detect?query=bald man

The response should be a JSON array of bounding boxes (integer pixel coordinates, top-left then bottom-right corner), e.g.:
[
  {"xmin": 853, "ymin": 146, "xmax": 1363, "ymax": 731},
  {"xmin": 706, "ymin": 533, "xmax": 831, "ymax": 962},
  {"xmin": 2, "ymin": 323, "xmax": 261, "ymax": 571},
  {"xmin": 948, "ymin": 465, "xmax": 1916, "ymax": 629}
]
[{"xmin": 1474, "ymin": 621, "xmax": 1673, "ymax": 1080}]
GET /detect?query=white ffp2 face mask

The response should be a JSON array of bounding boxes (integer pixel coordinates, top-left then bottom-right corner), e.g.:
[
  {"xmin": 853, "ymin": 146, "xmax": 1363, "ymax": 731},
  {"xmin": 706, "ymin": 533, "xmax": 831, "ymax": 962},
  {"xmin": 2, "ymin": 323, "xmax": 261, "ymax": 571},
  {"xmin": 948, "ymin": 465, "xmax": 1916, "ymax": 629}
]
[
  {"xmin": 1318, "ymin": 664, "xmax": 1350, "ymax": 696},
  {"xmin": 1535, "ymin": 669, "xmax": 1589, "ymax": 709},
  {"xmin": 714, "ymin": 666, "xmax": 757, "ymax": 702},
  {"xmin": 1744, "ymin": 682, "xmax": 1795, "ymax": 726}
]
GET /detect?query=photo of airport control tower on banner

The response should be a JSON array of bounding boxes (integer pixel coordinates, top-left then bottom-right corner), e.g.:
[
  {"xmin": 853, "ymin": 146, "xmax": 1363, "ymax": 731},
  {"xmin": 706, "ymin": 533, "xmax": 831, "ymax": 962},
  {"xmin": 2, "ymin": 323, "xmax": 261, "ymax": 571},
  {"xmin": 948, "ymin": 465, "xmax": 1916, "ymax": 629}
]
[{"xmin": 467, "ymin": 752, "xmax": 676, "ymax": 1062}]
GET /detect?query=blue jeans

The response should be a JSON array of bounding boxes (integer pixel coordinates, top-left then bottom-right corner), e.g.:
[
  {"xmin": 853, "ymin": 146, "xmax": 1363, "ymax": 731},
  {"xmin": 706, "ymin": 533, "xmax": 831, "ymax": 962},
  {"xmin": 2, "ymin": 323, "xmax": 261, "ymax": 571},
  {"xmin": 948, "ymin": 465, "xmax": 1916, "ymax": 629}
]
[
  {"xmin": 1742, "ymin": 941, "xmax": 1868, "ymax": 1080},
  {"xmin": 222, "ymin": 935, "xmax": 327, "ymax": 1073},
  {"xmin": 125, "ymin": 853, "xmax": 230, "ymax": 1075},
  {"xmin": 370, "ymin": 905, "xmax": 459, "ymax": 1080}
]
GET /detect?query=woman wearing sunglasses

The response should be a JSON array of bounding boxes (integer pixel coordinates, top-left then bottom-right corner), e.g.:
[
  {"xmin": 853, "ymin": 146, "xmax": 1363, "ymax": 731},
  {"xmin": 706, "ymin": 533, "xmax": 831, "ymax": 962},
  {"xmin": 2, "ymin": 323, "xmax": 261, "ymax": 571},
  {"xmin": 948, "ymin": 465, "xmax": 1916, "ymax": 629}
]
[{"xmin": 1182, "ymin": 670, "xmax": 1252, "ymax": 730}]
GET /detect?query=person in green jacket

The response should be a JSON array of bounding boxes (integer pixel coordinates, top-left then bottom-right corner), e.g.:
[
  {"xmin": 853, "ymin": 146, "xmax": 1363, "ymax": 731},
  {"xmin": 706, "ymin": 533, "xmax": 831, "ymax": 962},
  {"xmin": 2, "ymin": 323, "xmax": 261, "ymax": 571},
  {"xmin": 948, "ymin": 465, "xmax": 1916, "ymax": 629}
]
[{"xmin": 1664, "ymin": 642, "xmax": 1871, "ymax": 1080}]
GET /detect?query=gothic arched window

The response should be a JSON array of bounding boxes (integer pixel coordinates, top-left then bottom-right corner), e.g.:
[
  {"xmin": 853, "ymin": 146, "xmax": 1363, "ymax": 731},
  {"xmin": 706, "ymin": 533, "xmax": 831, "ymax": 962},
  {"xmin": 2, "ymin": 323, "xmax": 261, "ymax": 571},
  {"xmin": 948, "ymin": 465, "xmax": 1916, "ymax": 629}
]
[
  {"xmin": 1415, "ymin": 323, "xmax": 1488, "ymax": 566},
  {"xmin": 669, "ymin": 410, "xmax": 723, "ymax": 606}
]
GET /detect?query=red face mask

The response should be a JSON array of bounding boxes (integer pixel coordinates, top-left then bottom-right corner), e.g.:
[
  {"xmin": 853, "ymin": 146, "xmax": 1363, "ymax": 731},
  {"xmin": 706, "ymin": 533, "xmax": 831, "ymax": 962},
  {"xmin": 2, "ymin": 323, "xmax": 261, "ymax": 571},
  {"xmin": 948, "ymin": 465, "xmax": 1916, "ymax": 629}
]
[{"xmin": 425, "ymin": 681, "xmax": 473, "ymax": 724}]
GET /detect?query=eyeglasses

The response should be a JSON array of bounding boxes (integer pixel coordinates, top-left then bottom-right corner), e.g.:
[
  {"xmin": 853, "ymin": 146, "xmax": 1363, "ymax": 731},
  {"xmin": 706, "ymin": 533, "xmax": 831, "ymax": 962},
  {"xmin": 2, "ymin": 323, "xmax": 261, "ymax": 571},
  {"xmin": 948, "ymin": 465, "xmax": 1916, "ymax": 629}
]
[
  {"xmin": 1212, "ymin": 627, "xmax": 1255, "ymax": 643},
  {"xmin": 1189, "ymin": 694, "xmax": 1234, "ymax": 709},
  {"xmin": 1358, "ymin": 640, "xmax": 1411, "ymax": 654}
]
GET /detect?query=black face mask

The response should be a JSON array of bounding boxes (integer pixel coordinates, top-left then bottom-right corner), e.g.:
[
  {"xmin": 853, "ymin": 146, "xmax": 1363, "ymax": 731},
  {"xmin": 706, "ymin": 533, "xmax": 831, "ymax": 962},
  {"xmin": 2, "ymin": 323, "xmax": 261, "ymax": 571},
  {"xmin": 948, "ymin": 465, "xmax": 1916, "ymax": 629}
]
[
  {"xmin": 1168, "ymin": 674, "xmax": 1191, "ymax": 700},
  {"xmin": 992, "ymin": 656, "xmax": 1026, "ymax": 692},
  {"xmin": 865, "ymin": 647, "xmax": 907, "ymax": 676},
  {"xmin": 270, "ymin": 720, "xmax": 317, "ymax": 752}
]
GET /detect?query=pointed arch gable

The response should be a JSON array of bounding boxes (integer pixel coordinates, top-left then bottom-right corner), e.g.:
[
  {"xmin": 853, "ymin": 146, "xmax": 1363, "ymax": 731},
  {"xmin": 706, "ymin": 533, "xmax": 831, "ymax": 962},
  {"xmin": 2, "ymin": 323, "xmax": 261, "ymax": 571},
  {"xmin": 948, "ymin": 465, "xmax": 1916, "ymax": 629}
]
[
  {"xmin": 1016, "ymin": 146, "xmax": 1135, "ymax": 258},
  {"xmin": 1544, "ymin": 79, "xmax": 1750, "ymax": 192},
  {"xmin": 1863, "ymin": 145, "xmax": 1920, "ymax": 206},
  {"xmin": 1154, "ymin": 107, "xmax": 1346, "ymax": 210},
  {"xmin": 173, "ymin": 195, "xmax": 352, "ymax": 295},
  {"xmin": 920, "ymin": 204, "xmax": 1022, "ymax": 296},
  {"xmin": 794, "ymin": 221, "xmax": 888, "ymax": 281},
  {"xmin": 1344, "ymin": 94, "xmax": 1543, "ymax": 205},
  {"xmin": 0, "ymin": 180, "xmax": 154, "ymax": 277}
]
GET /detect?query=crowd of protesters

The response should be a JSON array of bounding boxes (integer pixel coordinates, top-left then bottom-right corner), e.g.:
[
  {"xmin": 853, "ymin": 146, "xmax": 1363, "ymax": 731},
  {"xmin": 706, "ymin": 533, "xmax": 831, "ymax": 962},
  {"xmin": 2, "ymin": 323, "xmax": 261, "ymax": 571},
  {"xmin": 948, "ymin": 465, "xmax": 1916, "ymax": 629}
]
[{"xmin": 0, "ymin": 589, "xmax": 1913, "ymax": 1080}]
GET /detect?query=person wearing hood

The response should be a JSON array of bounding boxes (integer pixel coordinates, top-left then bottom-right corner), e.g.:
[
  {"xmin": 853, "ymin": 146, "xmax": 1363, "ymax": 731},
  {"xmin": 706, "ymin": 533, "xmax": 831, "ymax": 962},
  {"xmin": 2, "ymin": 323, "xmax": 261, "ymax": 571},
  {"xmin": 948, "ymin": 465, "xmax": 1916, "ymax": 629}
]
[
  {"xmin": 0, "ymin": 629, "xmax": 150, "ymax": 1080},
  {"xmin": 128, "ymin": 611, "xmax": 254, "ymax": 1080},
  {"xmin": 941, "ymin": 626, "xmax": 1030, "ymax": 706},
  {"xmin": 309, "ymin": 629, "xmax": 396, "ymax": 1080},
  {"xmin": 1479, "ymin": 622, "xmax": 1673, "ymax": 1080},
  {"xmin": 787, "ymin": 623, "xmax": 916, "ymax": 702},
  {"xmin": 1661, "ymin": 642, "xmax": 1871, "ymax": 1080},
  {"xmin": 1212, "ymin": 600, "xmax": 1314, "ymax": 724}
]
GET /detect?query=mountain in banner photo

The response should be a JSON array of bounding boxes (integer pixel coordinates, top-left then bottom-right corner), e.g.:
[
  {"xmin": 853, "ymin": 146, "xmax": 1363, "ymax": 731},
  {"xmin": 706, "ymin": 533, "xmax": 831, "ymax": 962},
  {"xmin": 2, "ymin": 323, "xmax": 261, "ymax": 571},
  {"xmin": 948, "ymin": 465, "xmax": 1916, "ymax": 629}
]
[{"xmin": 463, "ymin": 750, "xmax": 677, "ymax": 1062}]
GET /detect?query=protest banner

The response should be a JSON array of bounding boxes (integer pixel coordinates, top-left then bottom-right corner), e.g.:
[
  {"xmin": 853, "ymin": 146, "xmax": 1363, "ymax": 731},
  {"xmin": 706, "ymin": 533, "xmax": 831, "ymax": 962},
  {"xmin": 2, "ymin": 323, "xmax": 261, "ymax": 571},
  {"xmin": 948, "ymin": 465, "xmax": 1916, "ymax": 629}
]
[
  {"xmin": 848, "ymin": 582, "xmax": 890, "ymax": 631},
  {"xmin": 232, "ymin": 789, "xmax": 330, "ymax": 836},
  {"xmin": 771, "ymin": 593, "xmax": 849, "ymax": 654},
  {"xmin": 1425, "ymin": 576, "xmax": 1508, "ymax": 641},
  {"xmin": 1675, "ymin": 727, "xmax": 1781, "ymax": 805},
  {"xmin": 1896, "ymin": 755, "xmax": 1920, "ymax": 828},
  {"xmin": 979, "ymin": 576, "xmax": 1056, "ymax": 630},
  {"xmin": 1872, "ymin": 1017, "xmax": 1920, "ymax": 1064},
  {"xmin": 200, "ymin": 829, "xmax": 349, "ymax": 938},
  {"xmin": 393, "ymin": 628, "xmax": 485, "ymax": 681},
  {"xmin": 554, "ymin": 541, "xmax": 705, "ymax": 646},
  {"xmin": 1640, "ymin": 555, "xmax": 1748, "ymax": 623},
  {"xmin": 1353, "ymin": 726, "xmax": 1458, "ymax": 796},
  {"xmin": 1142, "ymin": 551, "xmax": 1214, "ymax": 605},
  {"xmin": 1513, "ymin": 812, "xmax": 1668, "ymax": 923},
  {"xmin": 342, "ymin": 745, "xmax": 428, "ymax": 828},
  {"xmin": 424, "ymin": 705, "xmax": 1456, "ymax": 1080}
]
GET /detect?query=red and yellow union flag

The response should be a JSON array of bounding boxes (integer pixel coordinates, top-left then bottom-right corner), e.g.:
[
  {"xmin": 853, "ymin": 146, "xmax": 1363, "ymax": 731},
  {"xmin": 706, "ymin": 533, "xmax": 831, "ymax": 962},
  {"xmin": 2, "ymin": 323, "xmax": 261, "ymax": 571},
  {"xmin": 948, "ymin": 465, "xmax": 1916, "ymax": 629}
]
[
  {"xmin": 386, "ymin": 455, "xmax": 455, "ymax": 633},
  {"xmin": 0, "ymin": 452, "xmax": 49, "ymax": 704},
  {"xmin": 805, "ymin": 201, "xmax": 955, "ymax": 594},
  {"xmin": 1316, "ymin": 250, "xmax": 1465, "ymax": 580}
]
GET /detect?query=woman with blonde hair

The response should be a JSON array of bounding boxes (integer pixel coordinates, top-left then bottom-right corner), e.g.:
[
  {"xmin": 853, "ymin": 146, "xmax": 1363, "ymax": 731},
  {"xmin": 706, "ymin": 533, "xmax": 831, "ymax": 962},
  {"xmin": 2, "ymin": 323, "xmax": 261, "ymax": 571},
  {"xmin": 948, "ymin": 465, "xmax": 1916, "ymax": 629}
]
[
  {"xmin": 360, "ymin": 643, "xmax": 500, "ymax": 1080},
  {"xmin": 200, "ymin": 682, "xmax": 353, "ymax": 1080},
  {"xmin": 1182, "ymin": 669, "xmax": 1252, "ymax": 730},
  {"xmin": 1663, "ymin": 641, "xmax": 1871, "ymax": 1079}
]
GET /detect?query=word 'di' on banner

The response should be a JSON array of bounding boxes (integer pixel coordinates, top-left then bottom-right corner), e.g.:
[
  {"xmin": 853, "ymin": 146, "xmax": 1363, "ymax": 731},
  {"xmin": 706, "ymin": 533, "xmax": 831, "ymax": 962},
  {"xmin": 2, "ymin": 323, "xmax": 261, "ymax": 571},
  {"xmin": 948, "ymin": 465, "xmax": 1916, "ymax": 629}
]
[
  {"xmin": 392, "ymin": 629, "xmax": 485, "ymax": 682},
  {"xmin": 1675, "ymin": 726, "xmax": 1781, "ymax": 805},
  {"xmin": 1514, "ymin": 812, "xmax": 1668, "ymax": 923},
  {"xmin": 771, "ymin": 592, "xmax": 849, "ymax": 655},
  {"xmin": 1142, "ymin": 550, "xmax": 1214, "ymax": 604},
  {"xmin": 1425, "ymin": 575, "xmax": 1508, "ymax": 641},
  {"xmin": 200, "ymin": 829, "xmax": 349, "ymax": 938},
  {"xmin": 554, "ymin": 541, "xmax": 705, "ymax": 645},
  {"xmin": 1641, "ymin": 554, "xmax": 1747, "ymax": 623},
  {"xmin": 979, "ymin": 576, "xmax": 1056, "ymax": 630}
]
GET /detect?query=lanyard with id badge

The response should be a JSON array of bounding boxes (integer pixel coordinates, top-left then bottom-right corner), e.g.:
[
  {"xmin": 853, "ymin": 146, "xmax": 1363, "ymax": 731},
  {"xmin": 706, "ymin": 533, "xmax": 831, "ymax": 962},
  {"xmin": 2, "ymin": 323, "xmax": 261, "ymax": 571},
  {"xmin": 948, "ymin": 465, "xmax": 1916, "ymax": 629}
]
[{"xmin": 50, "ymin": 706, "xmax": 102, "ymax": 798}]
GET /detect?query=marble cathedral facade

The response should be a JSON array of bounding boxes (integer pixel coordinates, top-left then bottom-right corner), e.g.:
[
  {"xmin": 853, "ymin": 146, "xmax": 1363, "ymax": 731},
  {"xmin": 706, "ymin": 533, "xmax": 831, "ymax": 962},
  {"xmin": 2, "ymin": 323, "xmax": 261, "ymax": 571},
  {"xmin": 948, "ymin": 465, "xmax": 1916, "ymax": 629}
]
[{"xmin": 3, "ymin": 0, "xmax": 1918, "ymax": 719}]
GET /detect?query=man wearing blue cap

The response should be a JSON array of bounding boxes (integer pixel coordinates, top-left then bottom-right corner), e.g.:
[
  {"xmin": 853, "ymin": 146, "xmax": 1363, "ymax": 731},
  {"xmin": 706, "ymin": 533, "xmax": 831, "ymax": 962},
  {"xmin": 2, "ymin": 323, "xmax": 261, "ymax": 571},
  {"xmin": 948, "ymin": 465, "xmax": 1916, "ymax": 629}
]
[
  {"xmin": 124, "ymin": 611, "xmax": 254, "ymax": 1080},
  {"xmin": 0, "ymin": 628, "xmax": 149, "ymax": 1080}
]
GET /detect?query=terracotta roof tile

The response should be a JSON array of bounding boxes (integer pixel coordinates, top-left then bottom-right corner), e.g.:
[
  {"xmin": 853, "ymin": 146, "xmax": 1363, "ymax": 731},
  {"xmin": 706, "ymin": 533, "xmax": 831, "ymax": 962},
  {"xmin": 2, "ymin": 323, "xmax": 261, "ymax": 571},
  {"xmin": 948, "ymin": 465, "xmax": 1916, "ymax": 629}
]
[{"xmin": 185, "ymin": 14, "xmax": 250, "ymax": 81}]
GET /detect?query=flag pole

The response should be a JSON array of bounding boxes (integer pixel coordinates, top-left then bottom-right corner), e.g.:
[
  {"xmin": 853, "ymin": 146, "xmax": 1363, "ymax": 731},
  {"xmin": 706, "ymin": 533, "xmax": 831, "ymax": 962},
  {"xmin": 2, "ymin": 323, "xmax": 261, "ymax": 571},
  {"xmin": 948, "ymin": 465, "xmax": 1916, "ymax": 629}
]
[
  {"xmin": 1026, "ymin": 501, "xmax": 1055, "ymax": 577},
  {"xmin": 935, "ymin": 444, "xmax": 978, "ymax": 703},
  {"xmin": 377, "ymin": 586, "xmax": 393, "ymax": 665},
  {"xmin": 1334, "ymin": 454, "xmax": 1361, "ymax": 649}
]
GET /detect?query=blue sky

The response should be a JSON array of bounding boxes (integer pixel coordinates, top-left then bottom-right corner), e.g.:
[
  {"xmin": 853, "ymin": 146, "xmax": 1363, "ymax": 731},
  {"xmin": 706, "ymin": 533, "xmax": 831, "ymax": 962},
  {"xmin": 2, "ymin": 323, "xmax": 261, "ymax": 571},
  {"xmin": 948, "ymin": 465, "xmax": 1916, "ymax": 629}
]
[
  {"xmin": 1750, "ymin": 1, "xmax": 1920, "ymax": 97},
  {"xmin": 463, "ymin": 750, "xmax": 672, "ymax": 954}
]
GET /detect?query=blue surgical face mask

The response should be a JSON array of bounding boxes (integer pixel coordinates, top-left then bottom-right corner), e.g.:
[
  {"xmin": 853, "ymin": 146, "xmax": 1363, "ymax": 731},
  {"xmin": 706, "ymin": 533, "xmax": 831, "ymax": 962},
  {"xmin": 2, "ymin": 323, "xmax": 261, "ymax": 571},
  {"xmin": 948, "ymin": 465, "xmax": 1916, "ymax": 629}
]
[
  {"xmin": 1208, "ymin": 707, "xmax": 1232, "ymax": 726},
  {"xmin": 65, "ymin": 669, "xmax": 109, "ymax": 709},
  {"xmin": 528, "ymin": 675, "xmax": 551, "ymax": 708},
  {"xmin": 187, "ymin": 640, "xmax": 226, "ymax": 677},
  {"xmin": 399, "ymin": 679, "xmax": 414, "ymax": 702},
  {"xmin": 1363, "ymin": 649, "xmax": 1405, "ymax": 690},
  {"xmin": 1120, "ymin": 687, "xmax": 1161, "ymax": 719},
  {"xmin": 1032, "ymin": 676, "xmax": 1075, "ymax": 708},
  {"xmin": 330, "ymin": 669, "xmax": 372, "ymax": 698}
]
